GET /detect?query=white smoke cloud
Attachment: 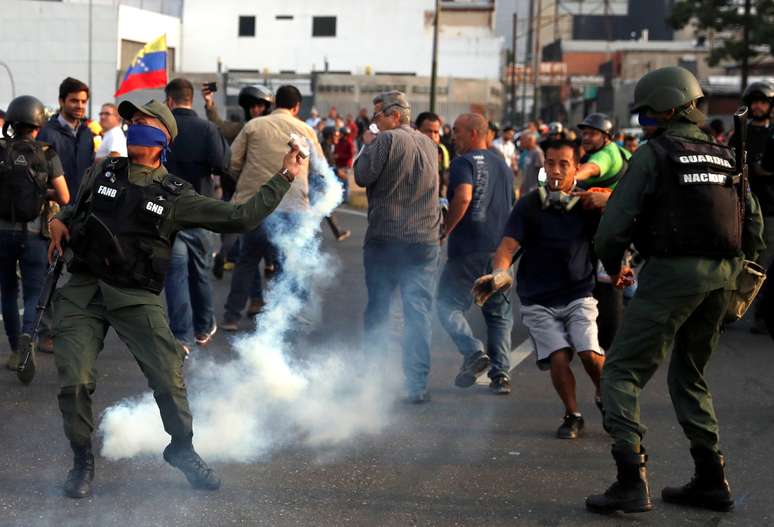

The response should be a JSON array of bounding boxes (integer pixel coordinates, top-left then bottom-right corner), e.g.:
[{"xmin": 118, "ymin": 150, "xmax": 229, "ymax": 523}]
[{"xmin": 99, "ymin": 141, "xmax": 401, "ymax": 462}]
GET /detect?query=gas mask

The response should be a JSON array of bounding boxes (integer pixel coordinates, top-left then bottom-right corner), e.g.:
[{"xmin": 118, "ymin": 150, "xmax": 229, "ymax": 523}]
[{"xmin": 537, "ymin": 168, "xmax": 580, "ymax": 212}]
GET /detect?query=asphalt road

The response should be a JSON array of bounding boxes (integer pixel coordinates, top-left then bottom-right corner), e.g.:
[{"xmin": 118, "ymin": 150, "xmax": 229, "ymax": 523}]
[{"xmin": 0, "ymin": 207, "xmax": 772, "ymax": 527}]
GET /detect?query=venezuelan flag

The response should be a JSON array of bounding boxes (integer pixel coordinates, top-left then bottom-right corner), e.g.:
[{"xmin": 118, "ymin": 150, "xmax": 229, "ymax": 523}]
[{"xmin": 114, "ymin": 35, "xmax": 168, "ymax": 97}]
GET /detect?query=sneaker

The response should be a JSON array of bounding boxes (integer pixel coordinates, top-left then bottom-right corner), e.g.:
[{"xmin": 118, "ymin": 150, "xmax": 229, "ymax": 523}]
[
  {"xmin": 246, "ymin": 299, "xmax": 265, "ymax": 317},
  {"xmin": 221, "ymin": 318, "xmax": 239, "ymax": 332},
  {"xmin": 406, "ymin": 390, "xmax": 431, "ymax": 404},
  {"xmin": 5, "ymin": 350, "xmax": 18, "ymax": 371},
  {"xmin": 223, "ymin": 261, "xmax": 235, "ymax": 272},
  {"xmin": 195, "ymin": 322, "xmax": 218, "ymax": 347},
  {"xmin": 454, "ymin": 351, "xmax": 490, "ymax": 388},
  {"xmin": 489, "ymin": 375, "xmax": 512, "ymax": 395},
  {"xmin": 163, "ymin": 444, "xmax": 221, "ymax": 491},
  {"xmin": 37, "ymin": 335, "xmax": 54, "ymax": 354},
  {"xmin": 557, "ymin": 413, "xmax": 585, "ymax": 439},
  {"xmin": 336, "ymin": 230, "xmax": 352, "ymax": 242}
]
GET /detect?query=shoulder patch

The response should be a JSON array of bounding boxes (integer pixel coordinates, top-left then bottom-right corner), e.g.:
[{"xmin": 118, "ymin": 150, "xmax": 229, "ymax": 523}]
[{"xmin": 161, "ymin": 174, "xmax": 190, "ymax": 195}]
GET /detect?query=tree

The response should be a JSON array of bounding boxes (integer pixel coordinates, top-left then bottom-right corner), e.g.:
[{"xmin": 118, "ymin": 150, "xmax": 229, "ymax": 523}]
[{"xmin": 669, "ymin": 0, "xmax": 774, "ymax": 90}]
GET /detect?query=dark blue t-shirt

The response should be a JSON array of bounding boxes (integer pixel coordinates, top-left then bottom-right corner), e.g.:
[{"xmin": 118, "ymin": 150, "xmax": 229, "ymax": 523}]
[
  {"xmin": 448, "ymin": 149, "xmax": 514, "ymax": 258},
  {"xmin": 504, "ymin": 190, "xmax": 598, "ymax": 307}
]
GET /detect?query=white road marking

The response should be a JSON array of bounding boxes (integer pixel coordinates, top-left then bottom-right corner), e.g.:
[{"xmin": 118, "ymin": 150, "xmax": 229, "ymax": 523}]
[
  {"xmin": 337, "ymin": 208, "xmax": 368, "ymax": 218},
  {"xmin": 476, "ymin": 338, "xmax": 533, "ymax": 385}
]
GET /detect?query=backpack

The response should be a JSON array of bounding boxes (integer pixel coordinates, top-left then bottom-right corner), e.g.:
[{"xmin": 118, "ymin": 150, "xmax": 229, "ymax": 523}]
[{"xmin": 0, "ymin": 139, "xmax": 49, "ymax": 223}]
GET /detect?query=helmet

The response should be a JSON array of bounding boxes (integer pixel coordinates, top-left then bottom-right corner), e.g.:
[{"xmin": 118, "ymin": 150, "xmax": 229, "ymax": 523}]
[
  {"xmin": 548, "ymin": 121, "xmax": 564, "ymax": 135},
  {"xmin": 632, "ymin": 66, "xmax": 703, "ymax": 113},
  {"xmin": 238, "ymin": 85, "xmax": 273, "ymax": 110},
  {"xmin": 578, "ymin": 113, "xmax": 613, "ymax": 136},
  {"xmin": 5, "ymin": 95, "xmax": 47, "ymax": 129},
  {"xmin": 742, "ymin": 81, "xmax": 774, "ymax": 105}
]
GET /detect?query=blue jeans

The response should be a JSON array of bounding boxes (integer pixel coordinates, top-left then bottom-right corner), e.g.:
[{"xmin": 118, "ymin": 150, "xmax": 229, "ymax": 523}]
[
  {"xmin": 224, "ymin": 223, "xmax": 272, "ymax": 321},
  {"xmin": 164, "ymin": 228, "xmax": 215, "ymax": 346},
  {"xmin": 363, "ymin": 240, "xmax": 440, "ymax": 394},
  {"xmin": 437, "ymin": 252, "xmax": 513, "ymax": 379},
  {"xmin": 0, "ymin": 230, "xmax": 48, "ymax": 350}
]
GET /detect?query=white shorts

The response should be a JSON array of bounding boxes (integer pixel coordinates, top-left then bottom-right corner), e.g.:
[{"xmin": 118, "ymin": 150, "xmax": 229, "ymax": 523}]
[{"xmin": 520, "ymin": 297, "xmax": 603, "ymax": 371}]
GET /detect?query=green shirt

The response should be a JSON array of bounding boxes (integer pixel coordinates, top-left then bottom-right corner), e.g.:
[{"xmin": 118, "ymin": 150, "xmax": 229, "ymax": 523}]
[
  {"xmin": 584, "ymin": 141, "xmax": 631, "ymax": 189},
  {"xmin": 55, "ymin": 159, "xmax": 290, "ymax": 310},
  {"xmin": 595, "ymin": 121, "xmax": 765, "ymax": 297}
]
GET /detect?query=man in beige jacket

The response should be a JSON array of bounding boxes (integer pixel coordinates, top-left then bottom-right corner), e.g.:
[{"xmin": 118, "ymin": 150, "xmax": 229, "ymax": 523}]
[{"xmin": 223, "ymin": 85, "xmax": 324, "ymax": 329}]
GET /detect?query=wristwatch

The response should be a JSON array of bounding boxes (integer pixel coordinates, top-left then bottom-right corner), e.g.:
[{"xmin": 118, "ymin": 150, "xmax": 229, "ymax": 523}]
[{"xmin": 278, "ymin": 168, "xmax": 294, "ymax": 183}]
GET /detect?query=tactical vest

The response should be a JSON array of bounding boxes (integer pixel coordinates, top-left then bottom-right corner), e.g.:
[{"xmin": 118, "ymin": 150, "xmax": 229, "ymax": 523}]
[
  {"xmin": 68, "ymin": 157, "xmax": 188, "ymax": 293},
  {"xmin": 0, "ymin": 138, "xmax": 50, "ymax": 223},
  {"xmin": 633, "ymin": 135, "xmax": 742, "ymax": 258}
]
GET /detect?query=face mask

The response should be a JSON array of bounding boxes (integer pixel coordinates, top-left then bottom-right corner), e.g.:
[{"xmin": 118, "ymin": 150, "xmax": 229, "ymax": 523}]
[
  {"xmin": 126, "ymin": 124, "xmax": 170, "ymax": 162},
  {"xmin": 638, "ymin": 114, "xmax": 659, "ymax": 127},
  {"xmin": 538, "ymin": 168, "xmax": 580, "ymax": 211}
]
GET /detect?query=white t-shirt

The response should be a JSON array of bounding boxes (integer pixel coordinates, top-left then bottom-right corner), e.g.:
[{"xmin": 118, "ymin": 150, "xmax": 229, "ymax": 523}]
[
  {"xmin": 96, "ymin": 126, "xmax": 127, "ymax": 158},
  {"xmin": 493, "ymin": 138, "xmax": 516, "ymax": 168}
]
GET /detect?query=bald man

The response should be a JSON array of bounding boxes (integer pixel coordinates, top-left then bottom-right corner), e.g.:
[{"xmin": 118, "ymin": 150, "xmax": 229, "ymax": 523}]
[{"xmin": 438, "ymin": 113, "xmax": 515, "ymax": 394}]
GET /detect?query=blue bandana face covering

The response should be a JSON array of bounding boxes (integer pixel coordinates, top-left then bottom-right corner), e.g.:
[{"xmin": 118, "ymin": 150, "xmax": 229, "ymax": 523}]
[
  {"xmin": 638, "ymin": 114, "xmax": 659, "ymax": 127},
  {"xmin": 126, "ymin": 124, "xmax": 170, "ymax": 162}
]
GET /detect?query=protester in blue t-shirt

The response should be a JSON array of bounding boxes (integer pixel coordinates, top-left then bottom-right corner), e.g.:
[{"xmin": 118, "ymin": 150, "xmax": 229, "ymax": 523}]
[
  {"xmin": 472, "ymin": 139, "xmax": 606, "ymax": 439},
  {"xmin": 438, "ymin": 113, "xmax": 515, "ymax": 394}
]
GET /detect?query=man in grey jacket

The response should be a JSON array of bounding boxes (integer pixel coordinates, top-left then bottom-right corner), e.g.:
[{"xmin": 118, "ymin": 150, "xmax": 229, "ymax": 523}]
[{"xmin": 354, "ymin": 91, "xmax": 441, "ymax": 403}]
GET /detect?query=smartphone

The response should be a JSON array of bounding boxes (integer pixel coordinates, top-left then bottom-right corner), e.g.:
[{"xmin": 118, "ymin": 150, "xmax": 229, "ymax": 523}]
[{"xmin": 205, "ymin": 82, "xmax": 217, "ymax": 93}]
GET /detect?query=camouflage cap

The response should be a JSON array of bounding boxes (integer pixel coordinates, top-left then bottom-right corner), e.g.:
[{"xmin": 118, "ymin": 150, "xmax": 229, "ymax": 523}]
[
  {"xmin": 373, "ymin": 90, "xmax": 410, "ymax": 111},
  {"xmin": 118, "ymin": 99, "xmax": 178, "ymax": 141}
]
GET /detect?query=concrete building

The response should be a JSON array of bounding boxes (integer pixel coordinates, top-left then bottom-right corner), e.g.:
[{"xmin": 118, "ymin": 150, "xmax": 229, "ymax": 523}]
[
  {"xmin": 0, "ymin": 0, "xmax": 180, "ymax": 114},
  {"xmin": 180, "ymin": 0, "xmax": 504, "ymax": 80}
]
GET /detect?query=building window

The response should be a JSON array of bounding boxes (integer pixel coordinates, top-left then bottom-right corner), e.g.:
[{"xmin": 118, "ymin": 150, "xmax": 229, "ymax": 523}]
[
  {"xmin": 238, "ymin": 16, "xmax": 256, "ymax": 37},
  {"xmin": 312, "ymin": 16, "xmax": 336, "ymax": 37},
  {"xmin": 276, "ymin": 15, "xmax": 294, "ymax": 20}
]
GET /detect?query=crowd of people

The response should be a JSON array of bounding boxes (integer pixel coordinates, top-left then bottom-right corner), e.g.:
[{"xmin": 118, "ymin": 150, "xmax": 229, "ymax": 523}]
[{"xmin": 0, "ymin": 65, "xmax": 771, "ymax": 515}]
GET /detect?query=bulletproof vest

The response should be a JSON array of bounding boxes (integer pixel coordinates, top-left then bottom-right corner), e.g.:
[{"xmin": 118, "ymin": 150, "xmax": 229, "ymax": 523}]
[
  {"xmin": 0, "ymin": 138, "xmax": 49, "ymax": 223},
  {"xmin": 68, "ymin": 157, "xmax": 188, "ymax": 294},
  {"xmin": 633, "ymin": 135, "xmax": 742, "ymax": 258}
]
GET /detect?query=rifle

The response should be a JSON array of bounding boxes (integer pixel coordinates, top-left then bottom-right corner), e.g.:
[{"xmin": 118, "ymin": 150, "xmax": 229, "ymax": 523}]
[
  {"xmin": 733, "ymin": 105, "xmax": 749, "ymax": 222},
  {"xmin": 16, "ymin": 250, "xmax": 65, "ymax": 385}
]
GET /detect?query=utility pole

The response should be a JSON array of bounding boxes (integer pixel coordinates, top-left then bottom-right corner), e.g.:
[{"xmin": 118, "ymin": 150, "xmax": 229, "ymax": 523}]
[
  {"xmin": 532, "ymin": 0, "xmax": 542, "ymax": 121},
  {"xmin": 510, "ymin": 12, "xmax": 517, "ymax": 121},
  {"xmin": 429, "ymin": 0, "xmax": 441, "ymax": 113},
  {"xmin": 741, "ymin": 0, "xmax": 751, "ymax": 92},
  {"xmin": 521, "ymin": 0, "xmax": 534, "ymax": 123},
  {"xmin": 554, "ymin": 0, "xmax": 560, "ymax": 41}
]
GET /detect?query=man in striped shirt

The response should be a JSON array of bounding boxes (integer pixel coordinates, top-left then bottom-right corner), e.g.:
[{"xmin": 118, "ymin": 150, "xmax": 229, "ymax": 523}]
[{"xmin": 354, "ymin": 91, "xmax": 441, "ymax": 404}]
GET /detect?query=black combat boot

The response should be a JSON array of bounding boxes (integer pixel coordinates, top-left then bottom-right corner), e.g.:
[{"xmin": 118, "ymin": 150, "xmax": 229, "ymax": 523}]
[
  {"xmin": 586, "ymin": 445, "xmax": 654, "ymax": 514},
  {"xmin": 163, "ymin": 443, "xmax": 221, "ymax": 491},
  {"xmin": 661, "ymin": 447, "xmax": 734, "ymax": 511},
  {"xmin": 63, "ymin": 444, "xmax": 95, "ymax": 498}
]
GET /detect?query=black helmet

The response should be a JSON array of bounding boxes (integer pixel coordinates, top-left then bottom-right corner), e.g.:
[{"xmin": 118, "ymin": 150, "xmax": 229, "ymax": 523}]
[
  {"xmin": 742, "ymin": 81, "xmax": 774, "ymax": 105},
  {"xmin": 238, "ymin": 85, "xmax": 273, "ymax": 110},
  {"xmin": 6, "ymin": 95, "xmax": 46, "ymax": 129},
  {"xmin": 578, "ymin": 113, "xmax": 613, "ymax": 137}
]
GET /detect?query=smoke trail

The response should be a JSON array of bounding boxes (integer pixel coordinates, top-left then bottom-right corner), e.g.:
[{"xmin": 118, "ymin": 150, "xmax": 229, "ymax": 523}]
[{"xmin": 99, "ymin": 141, "xmax": 400, "ymax": 462}]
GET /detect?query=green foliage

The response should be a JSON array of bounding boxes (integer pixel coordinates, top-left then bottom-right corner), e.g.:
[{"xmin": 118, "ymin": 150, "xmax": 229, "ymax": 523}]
[{"xmin": 669, "ymin": 0, "xmax": 774, "ymax": 66}]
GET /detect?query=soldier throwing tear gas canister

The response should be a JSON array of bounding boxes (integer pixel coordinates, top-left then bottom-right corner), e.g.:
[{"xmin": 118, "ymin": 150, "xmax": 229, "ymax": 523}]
[
  {"xmin": 585, "ymin": 66, "xmax": 765, "ymax": 515},
  {"xmin": 47, "ymin": 99, "xmax": 304, "ymax": 498}
]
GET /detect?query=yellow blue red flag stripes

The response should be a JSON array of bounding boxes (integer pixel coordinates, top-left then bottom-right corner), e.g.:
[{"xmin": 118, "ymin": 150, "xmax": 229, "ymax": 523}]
[{"xmin": 114, "ymin": 35, "xmax": 168, "ymax": 97}]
